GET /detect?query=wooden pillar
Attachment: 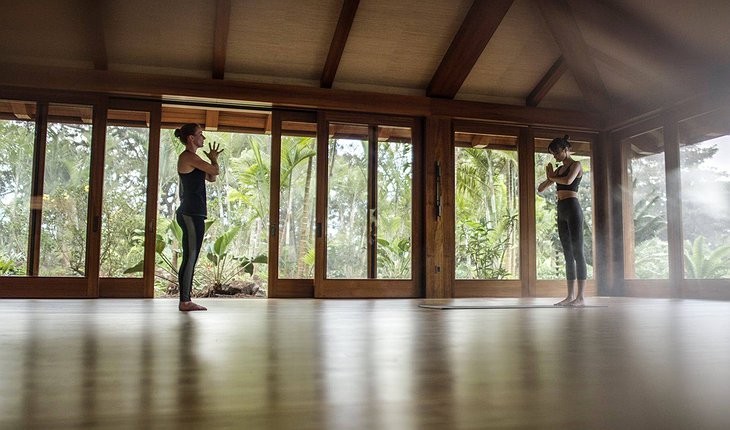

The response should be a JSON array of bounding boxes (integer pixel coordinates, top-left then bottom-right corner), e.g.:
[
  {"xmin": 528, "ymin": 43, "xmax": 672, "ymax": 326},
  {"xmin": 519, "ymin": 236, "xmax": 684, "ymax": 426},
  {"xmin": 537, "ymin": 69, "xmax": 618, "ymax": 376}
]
[
  {"xmin": 423, "ymin": 116, "xmax": 454, "ymax": 298},
  {"xmin": 592, "ymin": 131, "xmax": 612, "ymax": 296},
  {"xmin": 663, "ymin": 116, "xmax": 684, "ymax": 297},
  {"xmin": 607, "ymin": 131, "xmax": 625, "ymax": 296},
  {"xmin": 518, "ymin": 127, "xmax": 535, "ymax": 296}
]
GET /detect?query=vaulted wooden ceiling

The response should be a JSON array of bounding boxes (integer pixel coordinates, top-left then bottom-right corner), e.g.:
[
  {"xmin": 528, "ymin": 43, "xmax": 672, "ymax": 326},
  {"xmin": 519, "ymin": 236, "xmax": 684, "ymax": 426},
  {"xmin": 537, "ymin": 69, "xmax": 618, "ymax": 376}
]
[{"xmin": 0, "ymin": 0, "xmax": 727, "ymax": 115}]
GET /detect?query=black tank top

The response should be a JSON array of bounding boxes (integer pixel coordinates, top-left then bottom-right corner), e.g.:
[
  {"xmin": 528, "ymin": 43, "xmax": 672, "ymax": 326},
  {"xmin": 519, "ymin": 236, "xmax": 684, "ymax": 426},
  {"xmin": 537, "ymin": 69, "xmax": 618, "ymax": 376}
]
[
  {"xmin": 555, "ymin": 162, "xmax": 582, "ymax": 192},
  {"xmin": 177, "ymin": 168, "xmax": 207, "ymax": 217}
]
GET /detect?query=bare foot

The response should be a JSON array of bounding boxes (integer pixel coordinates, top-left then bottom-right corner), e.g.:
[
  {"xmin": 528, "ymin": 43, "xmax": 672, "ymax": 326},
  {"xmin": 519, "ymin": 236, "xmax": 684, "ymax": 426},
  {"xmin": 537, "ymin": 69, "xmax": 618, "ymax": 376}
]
[
  {"xmin": 179, "ymin": 301, "xmax": 207, "ymax": 311},
  {"xmin": 567, "ymin": 297, "xmax": 585, "ymax": 307},
  {"xmin": 554, "ymin": 296, "xmax": 575, "ymax": 306}
]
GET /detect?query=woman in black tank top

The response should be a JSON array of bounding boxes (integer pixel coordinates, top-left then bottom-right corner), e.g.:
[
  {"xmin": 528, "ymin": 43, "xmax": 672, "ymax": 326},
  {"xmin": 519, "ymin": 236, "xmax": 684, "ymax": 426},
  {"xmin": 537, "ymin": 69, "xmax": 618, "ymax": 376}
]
[
  {"xmin": 174, "ymin": 123, "xmax": 223, "ymax": 312},
  {"xmin": 537, "ymin": 135, "xmax": 587, "ymax": 307}
]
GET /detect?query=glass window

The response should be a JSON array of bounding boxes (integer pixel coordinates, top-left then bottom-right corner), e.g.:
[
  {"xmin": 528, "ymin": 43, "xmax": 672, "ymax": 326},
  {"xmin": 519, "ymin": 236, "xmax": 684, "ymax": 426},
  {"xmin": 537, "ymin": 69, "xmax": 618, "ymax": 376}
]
[
  {"xmin": 455, "ymin": 132, "xmax": 519, "ymax": 280},
  {"xmin": 376, "ymin": 125, "xmax": 412, "ymax": 279},
  {"xmin": 101, "ymin": 109, "xmax": 150, "ymax": 277},
  {"xmin": 278, "ymin": 121, "xmax": 317, "ymax": 279},
  {"xmin": 679, "ymin": 110, "xmax": 730, "ymax": 279},
  {"xmin": 535, "ymin": 137, "xmax": 593, "ymax": 280},
  {"xmin": 326, "ymin": 123, "xmax": 369, "ymax": 279},
  {"xmin": 0, "ymin": 100, "xmax": 36, "ymax": 276},
  {"xmin": 39, "ymin": 103, "xmax": 93, "ymax": 276},
  {"xmin": 622, "ymin": 128, "xmax": 669, "ymax": 279}
]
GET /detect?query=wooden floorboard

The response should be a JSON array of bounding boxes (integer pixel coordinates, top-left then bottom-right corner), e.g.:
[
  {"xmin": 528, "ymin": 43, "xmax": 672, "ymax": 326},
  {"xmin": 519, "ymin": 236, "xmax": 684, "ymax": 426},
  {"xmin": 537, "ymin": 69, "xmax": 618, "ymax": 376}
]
[{"xmin": 1, "ymin": 297, "xmax": 730, "ymax": 429}]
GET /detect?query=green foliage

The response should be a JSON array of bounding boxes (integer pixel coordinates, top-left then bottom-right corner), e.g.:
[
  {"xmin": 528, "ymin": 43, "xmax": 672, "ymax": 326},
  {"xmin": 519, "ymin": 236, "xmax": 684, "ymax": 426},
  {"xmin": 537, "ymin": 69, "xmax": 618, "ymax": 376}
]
[
  {"xmin": 377, "ymin": 237, "xmax": 411, "ymax": 279},
  {"xmin": 0, "ymin": 255, "xmax": 20, "ymax": 275},
  {"xmin": 456, "ymin": 147, "xmax": 520, "ymax": 279},
  {"xmin": 125, "ymin": 219, "xmax": 268, "ymax": 295},
  {"xmin": 684, "ymin": 236, "xmax": 730, "ymax": 279},
  {"xmin": 457, "ymin": 214, "xmax": 518, "ymax": 279}
]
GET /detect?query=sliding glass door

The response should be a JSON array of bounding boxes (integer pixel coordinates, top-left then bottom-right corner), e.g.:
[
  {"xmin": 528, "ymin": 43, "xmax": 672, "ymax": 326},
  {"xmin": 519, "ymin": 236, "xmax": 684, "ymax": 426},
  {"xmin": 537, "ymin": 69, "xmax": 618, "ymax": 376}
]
[{"xmin": 315, "ymin": 113, "xmax": 421, "ymax": 298}]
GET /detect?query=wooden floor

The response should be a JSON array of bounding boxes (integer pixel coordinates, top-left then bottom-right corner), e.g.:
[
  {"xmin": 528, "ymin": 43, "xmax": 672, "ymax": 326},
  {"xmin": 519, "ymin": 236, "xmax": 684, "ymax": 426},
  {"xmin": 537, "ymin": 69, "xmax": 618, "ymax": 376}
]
[{"xmin": 2, "ymin": 297, "xmax": 730, "ymax": 429}]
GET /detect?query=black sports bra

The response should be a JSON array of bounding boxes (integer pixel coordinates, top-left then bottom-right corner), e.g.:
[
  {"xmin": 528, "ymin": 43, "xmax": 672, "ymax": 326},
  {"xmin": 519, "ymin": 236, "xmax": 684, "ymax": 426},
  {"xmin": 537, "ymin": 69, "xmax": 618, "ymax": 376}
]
[{"xmin": 555, "ymin": 162, "xmax": 582, "ymax": 192}]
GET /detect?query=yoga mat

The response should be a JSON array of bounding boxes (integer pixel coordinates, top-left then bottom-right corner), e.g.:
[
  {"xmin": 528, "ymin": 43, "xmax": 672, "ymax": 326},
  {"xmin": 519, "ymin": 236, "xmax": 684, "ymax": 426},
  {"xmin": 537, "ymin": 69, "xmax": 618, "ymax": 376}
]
[{"xmin": 419, "ymin": 304, "xmax": 607, "ymax": 310}]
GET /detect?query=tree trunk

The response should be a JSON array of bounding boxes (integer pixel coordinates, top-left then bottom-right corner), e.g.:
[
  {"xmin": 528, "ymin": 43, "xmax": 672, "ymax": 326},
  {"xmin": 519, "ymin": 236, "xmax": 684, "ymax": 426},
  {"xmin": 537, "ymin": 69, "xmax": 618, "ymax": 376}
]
[{"xmin": 295, "ymin": 156, "xmax": 314, "ymax": 277}]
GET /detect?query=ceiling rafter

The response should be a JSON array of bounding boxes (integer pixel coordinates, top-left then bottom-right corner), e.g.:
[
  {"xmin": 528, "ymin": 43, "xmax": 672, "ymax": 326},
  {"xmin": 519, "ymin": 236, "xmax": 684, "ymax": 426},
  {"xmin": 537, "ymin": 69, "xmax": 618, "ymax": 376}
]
[
  {"xmin": 205, "ymin": 110, "xmax": 219, "ymax": 131},
  {"xmin": 535, "ymin": 0, "xmax": 612, "ymax": 112},
  {"xmin": 320, "ymin": 0, "xmax": 360, "ymax": 89},
  {"xmin": 526, "ymin": 56, "xmax": 567, "ymax": 107},
  {"xmin": 264, "ymin": 113, "xmax": 272, "ymax": 134},
  {"xmin": 10, "ymin": 102, "xmax": 31, "ymax": 120},
  {"xmin": 85, "ymin": 0, "xmax": 108, "ymax": 70},
  {"xmin": 427, "ymin": 0, "xmax": 514, "ymax": 99},
  {"xmin": 212, "ymin": 0, "xmax": 231, "ymax": 80}
]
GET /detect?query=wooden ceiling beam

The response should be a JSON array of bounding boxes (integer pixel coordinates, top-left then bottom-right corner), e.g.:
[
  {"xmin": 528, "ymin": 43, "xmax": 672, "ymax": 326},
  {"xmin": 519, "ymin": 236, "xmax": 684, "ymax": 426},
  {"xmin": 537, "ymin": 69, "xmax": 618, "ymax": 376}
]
[
  {"xmin": 0, "ymin": 62, "xmax": 603, "ymax": 130},
  {"xmin": 205, "ymin": 110, "xmax": 219, "ymax": 131},
  {"xmin": 85, "ymin": 0, "xmax": 108, "ymax": 70},
  {"xmin": 320, "ymin": 0, "xmax": 360, "ymax": 89},
  {"xmin": 471, "ymin": 134, "xmax": 490, "ymax": 148},
  {"xmin": 80, "ymin": 108, "xmax": 93, "ymax": 124},
  {"xmin": 212, "ymin": 0, "xmax": 231, "ymax": 80},
  {"xmin": 10, "ymin": 102, "xmax": 31, "ymax": 120},
  {"xmin": 427, "ymin": 0, "xmax": 514, "ymax": 99},
  {"xmin": 264, "ymin": 113, "xmax": 272, "ymax": 134},
  {"xmin": 526, "ymin": 56, "xmax": 567, "ymax": 107},
  {"xmin": 535, "ymin": 0, "xmax": 612, "ymax": 112}
]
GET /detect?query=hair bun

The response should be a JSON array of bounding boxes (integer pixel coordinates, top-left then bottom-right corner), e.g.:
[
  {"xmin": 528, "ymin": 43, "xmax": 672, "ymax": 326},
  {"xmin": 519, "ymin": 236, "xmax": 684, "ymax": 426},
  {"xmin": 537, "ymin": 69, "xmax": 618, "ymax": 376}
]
[
  {"xmin": 174, "ymin": 128, "xmax": 182, "ymax": 138},
  {"xmin": 563, "ymin": 134, "xmax": 570, "ymax": 141}
]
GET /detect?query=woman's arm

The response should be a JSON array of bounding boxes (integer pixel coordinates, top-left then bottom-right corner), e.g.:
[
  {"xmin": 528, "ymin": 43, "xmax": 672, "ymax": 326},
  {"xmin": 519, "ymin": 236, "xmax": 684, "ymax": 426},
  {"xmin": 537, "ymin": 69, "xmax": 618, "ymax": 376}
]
[
  {"xmin": 179, "ymin": 152, "xmax": 220, "ymax": 177},
  {"xmin": 547, "ymin": 161, "xmax": 582, "ymax": 185},
  {"xmin": 537, "ymin": 163, "xmax": 554, "ymax": 192},
  {"xmin": 537, "ymin": 178, "xmax": 553, "ymax": 193}
]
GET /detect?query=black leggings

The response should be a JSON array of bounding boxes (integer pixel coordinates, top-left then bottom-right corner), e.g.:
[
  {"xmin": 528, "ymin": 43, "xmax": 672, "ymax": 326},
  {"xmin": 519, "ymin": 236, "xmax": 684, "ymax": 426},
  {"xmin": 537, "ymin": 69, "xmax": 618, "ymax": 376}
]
[
  {"xmin": 177, "ymin": 212, "xmax": 205, "ymax": 302},
  {"xmin": 557, "ymin": 198, "xmax": 587, "ymax": 281}
]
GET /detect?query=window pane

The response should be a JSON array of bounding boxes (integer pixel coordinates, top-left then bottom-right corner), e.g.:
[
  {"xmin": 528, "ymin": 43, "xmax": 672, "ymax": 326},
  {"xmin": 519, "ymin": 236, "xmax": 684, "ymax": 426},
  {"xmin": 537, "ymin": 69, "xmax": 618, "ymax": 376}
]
[
  {"xmin": 535, "ymin": 137, "xmax": 594, "ymax": 280},
  {"xmin": 377, "ymin": 126, "xmax": 412, "ymax": 279},
  {"xmin": 156, "ymin": 113, "xmax": 271, "ymax": 297},
  {"xmin": 100, "ymin": 110, "xmax": 150, "ymax": 277},
  {"xmin": 327, "ymin": 123, "xmax": 368, "ymax": 279},
  {"xmin": 39, "ymin": 103, "xmax": 93, "ymax": 276},
  {"xmin": 0, "ymin": 100, "xmax": 36, "ymax": 276},
  {"xmin": 279, "ymin": 121, "xmax": 317, "ymax": 279},
  {"xmin": 455, "ymin": 133, "xmax": 519, "ymax": 280},
  {"xmin": 679, "ymin": 110, "xmax": 730, "ymax": 279},
  {"xmin": 622, "ymin": 128, "xmax": 668, "ymax": 279}
]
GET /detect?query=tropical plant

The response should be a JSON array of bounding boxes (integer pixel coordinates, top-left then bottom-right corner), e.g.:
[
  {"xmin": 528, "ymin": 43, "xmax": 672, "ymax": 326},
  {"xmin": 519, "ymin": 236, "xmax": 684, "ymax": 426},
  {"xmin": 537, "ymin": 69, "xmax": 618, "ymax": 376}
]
[
  {"xmin": 199, "ymin": 224, "xmax": 268, "ymax": 294},
  {"xmin": 126, "ymin": 219, "xmax": 267, "ymax": 296},
  {"xmin": 684, "ymin": 236, "xmax": 730, "ymax": 279},
  {"xmin": 377, "ymin": 237, "xmax": 411, "ymax": 279},
  {"xmin": 0, "ymin": 255, "xmax": 19, "ymax": 275},
  {"xmin": 456, "ymin": 147, "xmax": 520, "ymax": 279},
  {"xmin": 457, "ymin": 213, "xmax": 518, "ymax": 279}
]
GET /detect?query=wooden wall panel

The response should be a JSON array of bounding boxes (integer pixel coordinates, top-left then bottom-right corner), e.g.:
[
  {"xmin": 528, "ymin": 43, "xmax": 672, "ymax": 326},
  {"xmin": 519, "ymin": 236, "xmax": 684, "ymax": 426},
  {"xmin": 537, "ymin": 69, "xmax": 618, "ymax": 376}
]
[{"xmin": 424, "ymin": 116, "xmax": 454, "ymax": 298}]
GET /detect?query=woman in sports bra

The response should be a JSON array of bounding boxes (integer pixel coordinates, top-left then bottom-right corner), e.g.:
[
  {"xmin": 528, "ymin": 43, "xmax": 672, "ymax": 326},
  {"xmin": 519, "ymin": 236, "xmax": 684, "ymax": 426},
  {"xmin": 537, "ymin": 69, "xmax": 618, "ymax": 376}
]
[
  {"xmin": 174, "ymin": 123, "xmax": 223, "ymax": 311},
  {"xmin": 537, "ymin": 135, "xmax": 587, "ymax": 306}
]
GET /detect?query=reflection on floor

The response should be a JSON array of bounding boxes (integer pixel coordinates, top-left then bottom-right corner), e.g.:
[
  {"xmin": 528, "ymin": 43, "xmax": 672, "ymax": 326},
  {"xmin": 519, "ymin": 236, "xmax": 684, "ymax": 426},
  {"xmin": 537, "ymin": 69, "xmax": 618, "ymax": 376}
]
[{"xmin": 1, "ymin": 297, "xmax": 729, "ymax": 429}]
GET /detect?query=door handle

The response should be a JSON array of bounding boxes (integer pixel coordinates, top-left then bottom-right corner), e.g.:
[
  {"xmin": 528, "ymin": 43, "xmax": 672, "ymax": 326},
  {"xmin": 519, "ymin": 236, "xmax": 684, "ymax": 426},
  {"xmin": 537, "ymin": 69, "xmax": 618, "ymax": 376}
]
[{"xmin": 369, "ymin": 209, "xmax": 377, "ymax": 244}]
